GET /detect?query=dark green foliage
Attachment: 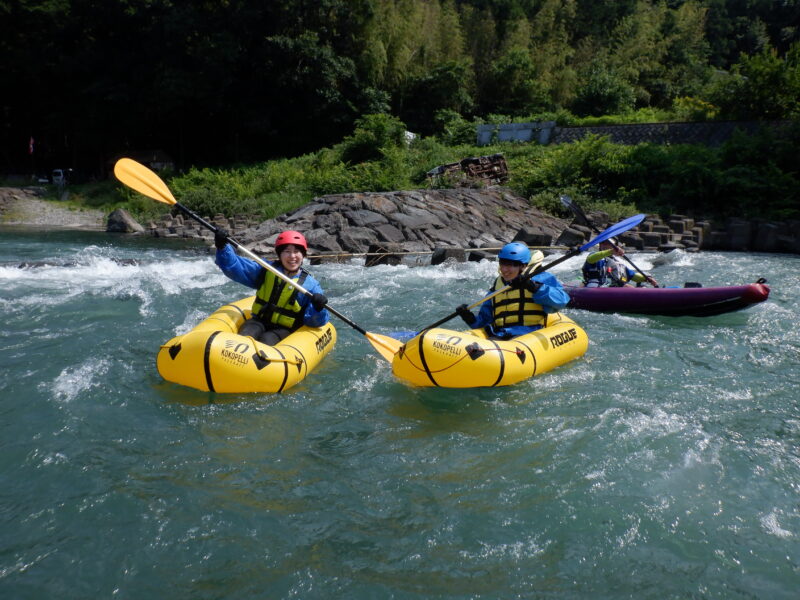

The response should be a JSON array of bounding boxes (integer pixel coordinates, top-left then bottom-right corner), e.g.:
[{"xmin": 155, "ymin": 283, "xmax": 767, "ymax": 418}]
[
  {"xmin": 83, "ymin": 117, "xmax": 798, "ymax": 224},
  {"xmin": 399, "ymin": 62, "xmax": 475, "ymax": 135},
  {"xmin": 337, "ymin": 114, "xmax": 409, "ymax": 165},
  {"xmin": 572, "ymin": 64, "xmax": 637, "ymax": 116},
  {"xmin": 2, "ymin": 0, "xmax": 799, "ymax": 214},
  {"xmin": 503, "ymin": 130, "xmax": 799, "ymax": 221},
  {"xmin": 706, "ymin": 44, "xmax": 800, "ymax": 119},
  {"xmin": 480, "ymin": 48, "xmax": 551, "ymax": 116},
  {"xmin": 433, "ymin": 110, "xmax": 482, "ymax": 145},
  {"xmin": 713, "ymin": 125, "xmax": 800, "ymax": 219}
]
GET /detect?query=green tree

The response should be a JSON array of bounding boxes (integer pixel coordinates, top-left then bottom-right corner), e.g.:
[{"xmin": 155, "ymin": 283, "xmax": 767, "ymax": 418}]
[
  {"xmin": 572, "ymin": 62, "xmax": 636, "ymax": 116},
  {"xmin": 459, "ymin": 3, "xmax": 500, "ymax": 108},
  {"xmin": 608, "ymin": 0, "xmax": 670, "ymax": 106},
  {"xmin": 707, "ymin": 44, "xmax": 800, "ymax": 119},
  {"xmin": 529, "ymin": 0, "xmax": 578, "ymax": 107},
  {"xmin": 661, "ymin": 1, "xmax": 711, "ymax": 99},
  {"xmin": 481, "ymin": 47, "xmax": 550, "ymax": 115},
  {"xmin": 399, "ymin": 61, "xmax": 475, "ymax": 134},
  {"xmin": 337, "ymin": 113, "xmax": 408, "ymax": 164}
]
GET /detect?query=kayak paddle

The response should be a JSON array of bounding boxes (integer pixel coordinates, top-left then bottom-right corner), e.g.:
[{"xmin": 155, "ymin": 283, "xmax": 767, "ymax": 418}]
[
  {"xmin": 416, "ymin": 213, "xmax": 646, "ymax": 332},
  {"xmin": 560, "ymin": 194, "xmax": 658, "ymax": 287},
  {"xmin": 113, "ymin": 158, "xmax": 402, "ymax": 362}
]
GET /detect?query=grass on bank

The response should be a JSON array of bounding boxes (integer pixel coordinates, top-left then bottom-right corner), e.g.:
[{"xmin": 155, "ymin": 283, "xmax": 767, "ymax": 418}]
[{"xmin": 20, "ymin": 111, "xmax": 800, "ymax": 225}]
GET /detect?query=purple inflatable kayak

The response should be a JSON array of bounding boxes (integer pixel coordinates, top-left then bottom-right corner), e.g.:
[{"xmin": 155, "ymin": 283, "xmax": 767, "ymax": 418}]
[{"xmin": 565, "ymin": 280, "xmax": 770, "ymax": 317}]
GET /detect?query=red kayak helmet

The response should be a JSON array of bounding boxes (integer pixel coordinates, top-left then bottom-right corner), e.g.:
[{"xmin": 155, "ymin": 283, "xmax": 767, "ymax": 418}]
[{"xmin": 275, "ymin": 230, "xmax": 308, "ymax": 255}]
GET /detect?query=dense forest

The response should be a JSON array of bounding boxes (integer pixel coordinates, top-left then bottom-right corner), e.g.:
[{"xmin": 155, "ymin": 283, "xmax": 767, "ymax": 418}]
[{"xmin": 2, "ymin": 0, "xmax": 799, "ymax": 176}]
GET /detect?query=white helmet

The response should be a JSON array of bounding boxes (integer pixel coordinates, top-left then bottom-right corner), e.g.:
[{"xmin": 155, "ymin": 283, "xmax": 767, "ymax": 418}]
[{"xmin": 529, "ymin": 249, "xmax": 544, "ymax": 269}]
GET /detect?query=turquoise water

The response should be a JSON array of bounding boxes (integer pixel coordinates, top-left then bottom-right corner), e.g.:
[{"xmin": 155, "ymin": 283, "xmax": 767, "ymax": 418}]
[{"xmin": 1, "ymin": 227, "xmax": 798, "ymax": 599}]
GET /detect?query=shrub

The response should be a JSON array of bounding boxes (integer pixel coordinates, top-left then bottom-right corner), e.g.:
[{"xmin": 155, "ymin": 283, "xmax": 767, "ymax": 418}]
[
  {"xmin": 572, "ymin": 65, "xmax": 636, "ymax": 117},
  {"xmin": 672, "ymin": 96, "xmax": 719, "ymax": 121},
  {"xmin": 433, "ymin": 109, "xmax": 480, "ymax": 146},
  {"xmin": 336, "ymin": 113, "xmax": 408, "ymax": 164}
]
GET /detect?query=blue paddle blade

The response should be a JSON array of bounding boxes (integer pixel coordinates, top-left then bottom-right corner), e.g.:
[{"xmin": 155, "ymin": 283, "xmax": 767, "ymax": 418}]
[{"xmin": 579, "ymin": 214, "xmax": 645, "ymax": 251}]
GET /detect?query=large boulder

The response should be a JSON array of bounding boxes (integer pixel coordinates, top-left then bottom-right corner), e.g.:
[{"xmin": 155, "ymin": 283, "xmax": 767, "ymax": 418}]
[{"xmin": 106, "ymin": 208, "xmax": 145, "ymax": 233}]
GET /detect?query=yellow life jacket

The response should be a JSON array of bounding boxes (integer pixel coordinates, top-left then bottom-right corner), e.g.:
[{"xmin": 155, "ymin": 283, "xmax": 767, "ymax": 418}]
[
  {"xmin": 251, "ymin": 266, "xmax": 308, "ymax": 330},
  {"xmin": 491, "ymin": 276, "xmax": 547, "ymax": 328}
]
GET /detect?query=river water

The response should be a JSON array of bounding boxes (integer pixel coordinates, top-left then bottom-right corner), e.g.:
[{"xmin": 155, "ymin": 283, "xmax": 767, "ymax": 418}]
[{"xmin": 1, "ymin": 227, "xmax": 798, "ymax": 599}]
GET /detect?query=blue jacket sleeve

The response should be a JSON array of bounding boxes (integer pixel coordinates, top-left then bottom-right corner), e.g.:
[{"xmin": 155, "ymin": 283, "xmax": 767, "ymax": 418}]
[
  {"xmin": 472, "ymin": 292, "xmax": 495, "ymax": 329},
  {"xmin": 215, "ymin": 245, "xmax": 263, "ymax": 289},
  {"xmin": 531, "ymin": 272, "xmax": 569, "ymax": 313},
  {"xmin": 297, "ymin": 273, "xmax": 330, "ymax": 327}
]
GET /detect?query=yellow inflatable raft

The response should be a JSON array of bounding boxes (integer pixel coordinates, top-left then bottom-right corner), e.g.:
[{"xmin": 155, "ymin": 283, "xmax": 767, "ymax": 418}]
[
  {"xmin": 157, "ymin": 296, "xmax": 336, "ymax": 393},
  {"xmin": 391, "ymin": 312, "xmax": 588, "ymax": 388}
]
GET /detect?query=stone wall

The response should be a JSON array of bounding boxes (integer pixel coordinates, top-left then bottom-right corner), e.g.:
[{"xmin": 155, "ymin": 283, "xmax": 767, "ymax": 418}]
[
  {"xmin": 145, "ymin": 187, "xmax": 570, "ymax": 262},
  {"xmin": 558, "ymin": 212, "xmax": 800, "ymax": 254},
  {"xmin": 140, "ymin": 187, "xmax": 800, "ymax": 261},
  {"xmin": 476, "ymin": 120, "xmax": 793, "ymax": 147}
]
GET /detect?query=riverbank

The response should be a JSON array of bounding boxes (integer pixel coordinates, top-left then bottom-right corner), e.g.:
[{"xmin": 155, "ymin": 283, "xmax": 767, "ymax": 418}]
[
  {"xmin": 0, "ymin": 187, "xmax": 106, "ymax": 230},
  {"xmin": 140, "ymin": 185, "xmax": 800, "ymax": 259},
  {"xmin": 5, "ymin": 184, "xmax": 799, "ymax": 259}
]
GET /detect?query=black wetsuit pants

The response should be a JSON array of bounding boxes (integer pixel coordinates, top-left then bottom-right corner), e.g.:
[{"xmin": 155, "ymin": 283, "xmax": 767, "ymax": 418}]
[{"xmin": 238, "ymin": 318, "xmax": 291, "ymax": 346}]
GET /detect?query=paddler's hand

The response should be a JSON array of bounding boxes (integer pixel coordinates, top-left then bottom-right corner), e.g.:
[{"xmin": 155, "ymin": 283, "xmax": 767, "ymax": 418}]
[
  {"xmin": 311, "ymin": 293, "xmax": 328, "ymax": 311},
  {"xmin": 510, "ymin": 276, "xmax": 542, "ymax": 294},
  {"xmin": 646, "ymin": 276, "xmax": 659, "ymax": 287},
  {"xmin": 214, "ymin": 228, "xmax": 229, "ymax": 250},
  {"xmin": 456, "ymin": 304, "xmax": 476, "ymax": 326}
]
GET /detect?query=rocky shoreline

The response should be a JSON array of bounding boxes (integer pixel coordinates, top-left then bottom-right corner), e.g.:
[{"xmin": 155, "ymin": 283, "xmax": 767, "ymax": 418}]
[
  {"xmin": 129, "ymin": 186, "xmax": 800, "ymax": 263},
  {"xmin": 5, "ymin": 185, "xmax": 799, "ymax": 262}
]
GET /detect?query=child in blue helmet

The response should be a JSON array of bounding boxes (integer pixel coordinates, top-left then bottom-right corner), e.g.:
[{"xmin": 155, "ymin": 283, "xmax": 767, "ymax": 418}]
[{"xmin": 456, "ymin": 242, "xmax": 569, "ymax": 339}]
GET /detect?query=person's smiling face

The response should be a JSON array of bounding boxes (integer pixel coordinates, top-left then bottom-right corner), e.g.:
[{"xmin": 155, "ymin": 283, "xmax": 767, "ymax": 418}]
[
  {"xmin": 279, "ymin": 244, "xmax": 304, "ymax": 274},
  {"xmin": 498, "ymin": 259, "xmax": 524, "ymax": 282}
]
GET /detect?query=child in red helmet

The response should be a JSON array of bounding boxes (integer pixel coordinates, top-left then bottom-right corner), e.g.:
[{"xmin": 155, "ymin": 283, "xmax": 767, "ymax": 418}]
[{"xmin": 214, "ymin": 229, "xmax": 329, "ymax": 345}]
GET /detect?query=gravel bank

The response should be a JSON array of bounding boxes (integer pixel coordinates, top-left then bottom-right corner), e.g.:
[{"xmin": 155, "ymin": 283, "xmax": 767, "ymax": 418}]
[{"xmin": 0, "ymin": 187, "xmax": 105, "ymax": 230}]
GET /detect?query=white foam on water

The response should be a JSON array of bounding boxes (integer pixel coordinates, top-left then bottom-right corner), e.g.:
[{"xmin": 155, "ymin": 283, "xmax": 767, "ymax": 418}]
[
  {"xmin": 760, "ymin": 511, "xmax": 793, "ymax": 538},
  {"xmin": 530, "ymin": 365, "xmax": 593, "ymax": 391},
  {"xmin": 0, "ymin": 247, "xmax": 229, "ymax": 318},
  {"xmin": 616, "ymin": 515, "xmax": 642, "ymax": 548},
  {"xmin": 348, "ymin": 363, "xmax": 384, "ymax": 392},
  {"xmin": 47, "ymin": 358, "xmax": 112, "ymax": 403},
  {"xmin": 650, "ymin": 249, "xmax": 694, "ymax": 268},
  {"xmin": 716, "ymin": 387, "xmax": 754, "ymax": 401},
  {"xmin": 617, "ymin": 407, "xmax": 689, "ymax": 439},
  {"xmin": 174, "ymin": 307, "xmax": 215, "ymax": 335},
  {"xmin": 40, "ymin": 452, "xmax": 69, "ymax": 466},
  {"xmin": 458, "ymin": 536, "xmax": 547, "ymax": 561}
]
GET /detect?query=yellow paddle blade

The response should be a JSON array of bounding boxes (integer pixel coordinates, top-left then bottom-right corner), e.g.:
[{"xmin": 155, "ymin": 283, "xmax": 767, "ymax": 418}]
[
  {"xmin": 114, "ymin": 158, "xmax": 177, "ymax": 205},
  {"xmin": 365, "ymin": 332, "xmax": 403, "ymax": 362}
]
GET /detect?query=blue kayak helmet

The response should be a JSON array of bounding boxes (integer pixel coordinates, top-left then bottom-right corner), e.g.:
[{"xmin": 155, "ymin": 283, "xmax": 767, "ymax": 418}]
[{"xmin": 498, "ymin": 242, "xmax": 531, "ymax": 265}]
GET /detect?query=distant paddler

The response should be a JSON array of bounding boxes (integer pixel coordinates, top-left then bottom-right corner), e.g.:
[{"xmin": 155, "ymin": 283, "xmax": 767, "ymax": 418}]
[{"xmin": 582, "ymin": 238, "xmax": 658, "ymax": 288}]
